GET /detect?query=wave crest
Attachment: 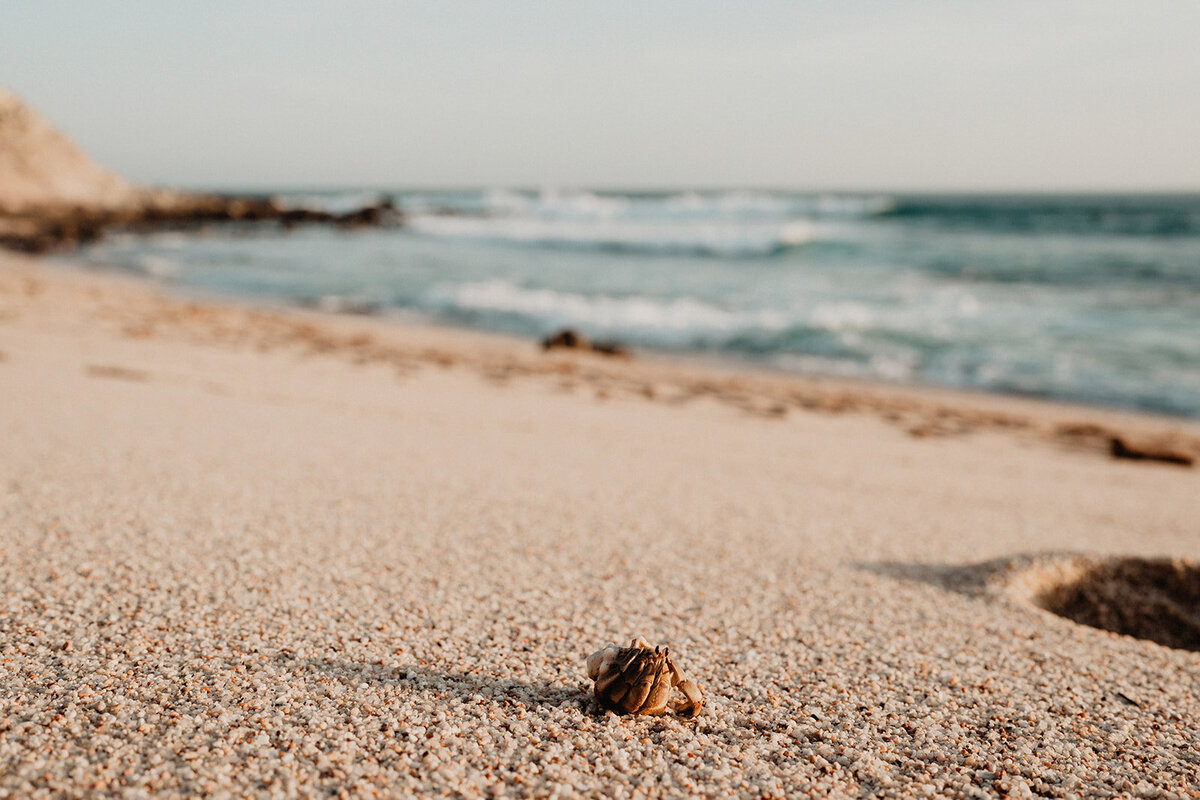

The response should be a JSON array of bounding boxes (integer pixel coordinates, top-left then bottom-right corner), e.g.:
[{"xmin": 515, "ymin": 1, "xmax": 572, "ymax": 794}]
[
  {"xmin": 426, "ymin": 280, "xmax": 789, "ymax": 342},
  {"xmin": 408, "ymin": 214, "xmax": 813, "ymax": 257}
]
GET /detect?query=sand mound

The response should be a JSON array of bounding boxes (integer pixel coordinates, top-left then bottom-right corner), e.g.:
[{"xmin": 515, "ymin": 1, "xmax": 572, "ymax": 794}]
[
  {"xmin": 0, "ymin": 87, "xmax": 143, "ymax": 213},
  {"xmin": 1032, "ymin": 557, "xmax": 1200, "ymax": 651}
]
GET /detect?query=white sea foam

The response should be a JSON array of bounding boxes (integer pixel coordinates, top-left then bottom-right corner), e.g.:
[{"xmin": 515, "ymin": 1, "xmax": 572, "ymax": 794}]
[
  {"xmin": 398, "ymin": 187, "xmax": 895, "ymax": 255},
  {"xmin": 809, "ymin": 302, "xmax": 876, "ymax": 331},
  {"xmin": 476, "ymin": 188, "xmax": 891, "ymax": 222},
  {"xmin": 407, "ymin": 214, "xmax": 813, "ymax": 257},
  {"xmin": 135, "ymin": 254, "xmax": 179, "ymax": 278},
  {"xmin": 427, "ymin": 280, "xmax": 788, "ymax": 340},
  {"xmin": 482, "ymin": 188, "xmax": 630, "ymax": 219}
]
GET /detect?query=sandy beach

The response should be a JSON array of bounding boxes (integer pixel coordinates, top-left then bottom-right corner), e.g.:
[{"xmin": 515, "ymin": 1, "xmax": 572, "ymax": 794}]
[{"xmin": 2, "ymin": 251, "xmax": 1199, "ymax": 797}]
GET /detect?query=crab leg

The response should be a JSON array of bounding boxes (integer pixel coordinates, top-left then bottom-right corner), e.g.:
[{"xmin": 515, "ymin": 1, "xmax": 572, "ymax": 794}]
[{"xmin": 667, "ymin": 655, "xmax": 704, "ymax": 717}]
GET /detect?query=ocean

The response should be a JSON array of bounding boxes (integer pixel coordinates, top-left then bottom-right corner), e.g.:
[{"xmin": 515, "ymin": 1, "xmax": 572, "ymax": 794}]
[{"xmin": 73, "ymin": 189, "xmax": 1200, "ymax": 418}]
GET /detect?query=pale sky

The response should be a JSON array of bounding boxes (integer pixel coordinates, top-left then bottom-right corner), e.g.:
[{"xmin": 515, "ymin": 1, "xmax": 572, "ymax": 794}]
[{"xmin": 4, "ymin": 1, "xmax": 1199, "ymax": 191}]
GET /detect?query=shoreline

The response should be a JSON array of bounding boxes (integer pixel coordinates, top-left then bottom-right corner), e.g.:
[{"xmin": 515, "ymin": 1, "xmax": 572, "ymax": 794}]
[
  {"xmin": 34, "ymin": 250, "xmax": 1200, "ymax": 468},
  {"xmin": 49, "ymin": 205, "xmax": 1200, "ymax": 431}
]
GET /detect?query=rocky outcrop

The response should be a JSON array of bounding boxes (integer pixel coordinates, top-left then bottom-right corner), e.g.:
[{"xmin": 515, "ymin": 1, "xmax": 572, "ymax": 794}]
[
  {"xmin": 0, "ymin": 87, "xmax": 401, "ymax": 253},
  {"xmin": 0, "ymin": 193, "xmax": 403, "ymax": 254},
  {"xmin": 0, "ymin": 87, "xmax": 145, "ymax": 213}
]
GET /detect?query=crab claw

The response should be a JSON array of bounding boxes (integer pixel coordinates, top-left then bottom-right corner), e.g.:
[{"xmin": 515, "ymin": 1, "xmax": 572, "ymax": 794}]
[
  {"xmin": 667, "ymin": 655, "xmax": 703, "ymax": 717},
  {"xmin": 672, "ymin": 676, "xmax": 704, "ymax": 718}
]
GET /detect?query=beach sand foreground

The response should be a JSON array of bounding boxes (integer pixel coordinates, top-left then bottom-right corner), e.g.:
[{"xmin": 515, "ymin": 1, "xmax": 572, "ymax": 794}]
[{"xmin": 2, "ymin": 252, "xmax": 1198, "ymax": 797}]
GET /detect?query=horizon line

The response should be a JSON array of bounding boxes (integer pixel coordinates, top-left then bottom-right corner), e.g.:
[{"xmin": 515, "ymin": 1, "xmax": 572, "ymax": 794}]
[{"xmin": 168, "ymin": 183, "xmax": 1200, "ymax": 197}]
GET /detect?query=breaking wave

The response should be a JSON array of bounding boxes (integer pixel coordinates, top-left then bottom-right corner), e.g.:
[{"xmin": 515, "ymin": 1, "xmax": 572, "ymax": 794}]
[
  {"xmin": 424, "ymin": 280, "xmax": 789, "ymax": 345},
  {"xmin": 407, "ymin": 214, "xmax": 814, "ymax": 257},
  {"xmin": 401, "ymin": 188, "xmax": 890, "ymax": 257}
]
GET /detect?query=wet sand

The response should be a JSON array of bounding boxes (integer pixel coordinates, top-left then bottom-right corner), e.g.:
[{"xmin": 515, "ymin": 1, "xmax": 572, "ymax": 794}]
[{"xmin": 2, "ymin": 252, "xmax": 1198, "ymax": 797}]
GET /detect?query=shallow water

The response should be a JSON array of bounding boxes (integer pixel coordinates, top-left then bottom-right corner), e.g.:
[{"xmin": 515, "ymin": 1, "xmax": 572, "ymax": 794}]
[{"xmin": 75, "ymin": 189, "xmax": 1200, "ymax": 417}]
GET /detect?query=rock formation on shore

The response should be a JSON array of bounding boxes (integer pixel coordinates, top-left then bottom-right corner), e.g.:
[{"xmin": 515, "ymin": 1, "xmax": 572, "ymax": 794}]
[
  {"xmin": 0, "ymin": 87, "xmax": 146, "ymax": 213},
  {"xmin": 0, "ymin": 87, "xmax": 400, "ymax": 253}
]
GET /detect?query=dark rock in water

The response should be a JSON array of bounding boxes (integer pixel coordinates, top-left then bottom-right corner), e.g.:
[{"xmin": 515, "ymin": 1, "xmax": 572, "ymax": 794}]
[
  {"xmin": 335, "ymin": 205, "xmax": 384, "ymax": 228},
  {"xmin": 0, "ymin": 194, "xmax": 405, "ymax": 254},
  {"xmin": 541, "ymin": 328, "xmax": 632, "ymax": 358},
  {"xmin": 1110, "ymin": 437, "xmax": 1194, "ymax": 467},
  {"xmin": 543, "ymin": 328, "xmax": 588, "ymax": 350}
]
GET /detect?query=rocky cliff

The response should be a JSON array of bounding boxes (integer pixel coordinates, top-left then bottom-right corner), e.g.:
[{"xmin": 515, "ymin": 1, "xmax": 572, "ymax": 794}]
[{"xmin": 0, "ymin": 87, "xmax": 144, "ymax": 212}]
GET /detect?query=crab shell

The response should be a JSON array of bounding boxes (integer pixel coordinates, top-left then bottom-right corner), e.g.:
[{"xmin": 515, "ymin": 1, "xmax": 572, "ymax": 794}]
[{"xmin": 585, "ymin": 636, "xmax": 703, "ymax": 717}]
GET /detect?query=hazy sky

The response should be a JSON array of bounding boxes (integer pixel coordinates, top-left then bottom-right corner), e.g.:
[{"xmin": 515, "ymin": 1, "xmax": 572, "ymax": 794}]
[{"xmin": 5, "ymin": 1, "xmax": 1199, "ymax": 191}]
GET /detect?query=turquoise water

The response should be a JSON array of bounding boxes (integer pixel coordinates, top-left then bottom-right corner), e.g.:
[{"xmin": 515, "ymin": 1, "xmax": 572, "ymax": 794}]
[{"xmin": 76, "ymin": 190, "xmax": 1200, "ymax": 418}]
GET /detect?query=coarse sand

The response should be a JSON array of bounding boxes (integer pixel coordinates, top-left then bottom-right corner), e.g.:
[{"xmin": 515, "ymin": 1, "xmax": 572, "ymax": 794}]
[{"xmin": 1, "ymin": 252, "xmax": 1199, "ymax": 798}]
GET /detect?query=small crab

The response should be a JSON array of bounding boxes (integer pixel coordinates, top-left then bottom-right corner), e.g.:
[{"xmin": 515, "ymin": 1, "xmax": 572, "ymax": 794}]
[{"xmin": 585, "ymin": 636, "xmax": 703, "ymax": 717}]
